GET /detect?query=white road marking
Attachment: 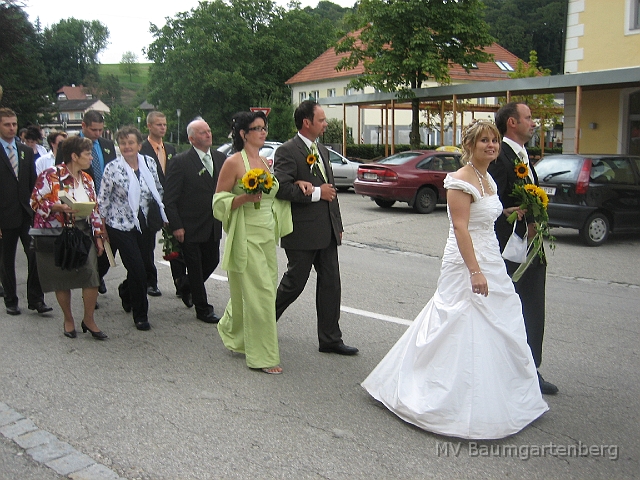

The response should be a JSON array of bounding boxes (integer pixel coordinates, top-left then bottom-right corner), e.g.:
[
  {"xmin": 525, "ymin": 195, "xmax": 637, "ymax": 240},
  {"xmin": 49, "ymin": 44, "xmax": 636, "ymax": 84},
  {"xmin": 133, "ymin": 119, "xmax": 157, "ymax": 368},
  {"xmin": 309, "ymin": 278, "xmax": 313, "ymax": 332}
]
[{"xmin": 157, "ymin": 260, "xmax": 411, "ymax": 324}]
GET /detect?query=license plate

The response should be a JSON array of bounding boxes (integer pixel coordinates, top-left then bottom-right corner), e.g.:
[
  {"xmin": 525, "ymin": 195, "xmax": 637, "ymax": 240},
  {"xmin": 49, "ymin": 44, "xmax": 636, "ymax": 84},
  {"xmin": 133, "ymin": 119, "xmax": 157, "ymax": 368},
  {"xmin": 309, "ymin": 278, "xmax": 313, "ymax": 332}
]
[
  {"xmin": 363, "ymin": 172, "xmax": 378, "ymax": 180},
  {"xmin": 541, "ymin": 186, "xmax": 556, "ymax": 196}
]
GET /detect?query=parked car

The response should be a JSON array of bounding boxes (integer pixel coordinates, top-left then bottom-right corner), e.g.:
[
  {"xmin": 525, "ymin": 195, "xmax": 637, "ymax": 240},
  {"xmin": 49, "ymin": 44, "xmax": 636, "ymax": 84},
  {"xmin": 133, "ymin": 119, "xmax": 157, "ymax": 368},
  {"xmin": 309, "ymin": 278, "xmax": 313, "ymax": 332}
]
[
  {"xmin": 217, "ymin": 141, "xmax": 282, "ymax": 169},
  {"xmin": 535, "ymin": 154, "xmax": 640, "ymax": 246},
  {"xmin": 354, "ymin": 150, "xmax": 463, "ymax": 213},
  {"xmin": 327, "ymin": 148, "xmax": 360, "ymax": 190},
  {"xmin": 218, "ymin": 142, "xmax": 359, "ymax": 189}
]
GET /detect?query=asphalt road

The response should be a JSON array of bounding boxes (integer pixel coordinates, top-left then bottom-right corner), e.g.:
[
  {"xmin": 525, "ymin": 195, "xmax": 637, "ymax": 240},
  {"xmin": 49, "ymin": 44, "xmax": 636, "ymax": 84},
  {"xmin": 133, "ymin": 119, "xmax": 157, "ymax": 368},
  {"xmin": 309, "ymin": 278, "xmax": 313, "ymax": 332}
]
[{"xmin": 1, "ymin": 191, "xmax": 638, "ymax": 479}]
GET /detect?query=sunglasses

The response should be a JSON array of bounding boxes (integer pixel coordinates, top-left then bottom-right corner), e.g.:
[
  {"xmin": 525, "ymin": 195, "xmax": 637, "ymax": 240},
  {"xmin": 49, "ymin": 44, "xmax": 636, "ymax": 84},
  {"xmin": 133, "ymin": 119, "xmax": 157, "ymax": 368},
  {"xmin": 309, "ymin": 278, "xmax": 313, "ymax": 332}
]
[{"xmin": 247, "ymin": 126, "xmax": 268, "ymax": 133}]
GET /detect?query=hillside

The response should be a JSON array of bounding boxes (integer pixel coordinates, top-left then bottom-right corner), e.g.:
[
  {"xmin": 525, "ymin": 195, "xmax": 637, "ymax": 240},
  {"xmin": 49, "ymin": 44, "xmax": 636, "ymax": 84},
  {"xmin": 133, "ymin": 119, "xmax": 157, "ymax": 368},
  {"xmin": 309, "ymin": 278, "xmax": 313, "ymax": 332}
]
[{"xmin": 98, "ymin": 63, "xmax": 150, "ymax": 106}]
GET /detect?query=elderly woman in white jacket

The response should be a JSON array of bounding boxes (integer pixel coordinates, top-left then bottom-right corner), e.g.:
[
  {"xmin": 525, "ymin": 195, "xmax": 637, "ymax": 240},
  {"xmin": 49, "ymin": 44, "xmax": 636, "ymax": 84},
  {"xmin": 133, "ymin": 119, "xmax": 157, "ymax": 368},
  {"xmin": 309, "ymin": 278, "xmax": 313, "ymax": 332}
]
[{"xmin": 98, "ymin": 126, "xmax": 167, "ymax": 331}]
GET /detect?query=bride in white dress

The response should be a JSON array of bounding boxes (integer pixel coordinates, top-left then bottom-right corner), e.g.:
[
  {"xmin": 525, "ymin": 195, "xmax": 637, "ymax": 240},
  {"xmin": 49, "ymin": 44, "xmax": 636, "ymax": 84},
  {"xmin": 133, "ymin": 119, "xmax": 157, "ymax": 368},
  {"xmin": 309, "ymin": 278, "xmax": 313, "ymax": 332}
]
[{"xmin": 362, "ymin": 121, "xmax": 548, "ymax": 440}]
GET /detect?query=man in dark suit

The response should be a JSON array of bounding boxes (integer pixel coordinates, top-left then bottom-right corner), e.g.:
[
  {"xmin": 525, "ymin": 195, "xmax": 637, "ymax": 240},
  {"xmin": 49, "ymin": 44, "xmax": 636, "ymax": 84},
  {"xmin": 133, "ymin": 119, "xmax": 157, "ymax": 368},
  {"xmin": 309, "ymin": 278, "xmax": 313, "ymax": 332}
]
[
  {"xmin": 139, "ymin": 110, "xmax": 179, "ymax": 298},
  {"xmin": 274, "ymin": 100, "xmax": 358, "ymax": 355},
  {"xmin": 0, "ymin": 108, "xmax": 51, "ymax": 315},
  {"xmin": 80, "ymin": 110, "xmax": 117, "ymax": 295},
  {"xmin": 164, "ymin": 119, "xmax": 224, "ymax": 323},
  {"xmin": 488, "ymin": 102, "xmax": 558, "ymax": 395}
]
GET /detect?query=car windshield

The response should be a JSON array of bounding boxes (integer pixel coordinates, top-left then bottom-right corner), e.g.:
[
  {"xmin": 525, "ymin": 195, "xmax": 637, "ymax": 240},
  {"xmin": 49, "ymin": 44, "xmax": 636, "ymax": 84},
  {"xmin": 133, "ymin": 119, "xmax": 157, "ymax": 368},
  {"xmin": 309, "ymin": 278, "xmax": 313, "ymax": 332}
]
[
  {"xmin": 535, "ymin": 156, "xmax": 582, "ymax": 182},
  {"xmin": 378, "ymin": 151, "xmax": 422, "ymax": 165}
]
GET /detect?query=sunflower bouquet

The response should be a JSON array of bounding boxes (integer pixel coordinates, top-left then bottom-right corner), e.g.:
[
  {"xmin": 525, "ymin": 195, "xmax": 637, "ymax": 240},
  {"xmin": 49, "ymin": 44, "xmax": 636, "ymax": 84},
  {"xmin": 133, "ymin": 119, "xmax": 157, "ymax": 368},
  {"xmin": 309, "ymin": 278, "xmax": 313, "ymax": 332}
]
[
  {"xmin": 507, "ymin": 160, "xmax": 555, "ymax": 282},
  {"xmin": 238, "ymin": 168, "xmax": 274, "ymax": 209}
]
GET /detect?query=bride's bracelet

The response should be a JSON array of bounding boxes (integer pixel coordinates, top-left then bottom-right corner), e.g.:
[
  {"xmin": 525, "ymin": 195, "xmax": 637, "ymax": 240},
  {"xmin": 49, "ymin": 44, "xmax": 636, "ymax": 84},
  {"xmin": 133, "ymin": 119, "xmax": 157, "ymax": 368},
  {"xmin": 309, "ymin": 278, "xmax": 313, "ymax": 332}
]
[{"xmin": 469, "ymin": 271, "xmax": 482, "ymax": 276}]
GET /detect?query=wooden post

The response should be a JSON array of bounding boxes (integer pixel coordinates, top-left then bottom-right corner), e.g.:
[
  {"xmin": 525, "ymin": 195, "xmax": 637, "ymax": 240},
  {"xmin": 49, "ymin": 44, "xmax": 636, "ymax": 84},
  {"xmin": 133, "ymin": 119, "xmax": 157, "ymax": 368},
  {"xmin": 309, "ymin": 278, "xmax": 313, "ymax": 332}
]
[
  {"xmin": 506, "ymin": 90, "xmax": 511, "ymax": 103},
  {"xmin": 391, "ymin": 99, "xmax": 395, "ymax": 155},
  {"xmin": 384, "ymin": 104, "xmax": 389, "ymax": 157},
  {"xmin": 452, "ymin": 95, "xmax": 457, "ymax": 146},
  {"xmin": 574, "ymin": 86, "xmax": 582, "ymax": 154},
  {"xmin": 342, "ymin": 103, "xmax": 347, "ymax": 156},
  {"xmin": 357, "ymin": 105, "xmax": 361, "ymax": 145},
  {"xmin": 540, "ymin": 116, "xmax": 545, "ymax": 159},
  {"xmin": 440, "ymin": 101, "xmax": 445, "ymax": 146}
]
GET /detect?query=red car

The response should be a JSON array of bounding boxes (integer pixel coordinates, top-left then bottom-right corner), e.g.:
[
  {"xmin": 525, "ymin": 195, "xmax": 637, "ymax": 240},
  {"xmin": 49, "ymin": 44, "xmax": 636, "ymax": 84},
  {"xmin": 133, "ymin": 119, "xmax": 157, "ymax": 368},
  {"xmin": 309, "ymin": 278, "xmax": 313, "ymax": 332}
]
[{"xmin": 354, "ymin": 150, "xmax": 463, "ymax": 213}]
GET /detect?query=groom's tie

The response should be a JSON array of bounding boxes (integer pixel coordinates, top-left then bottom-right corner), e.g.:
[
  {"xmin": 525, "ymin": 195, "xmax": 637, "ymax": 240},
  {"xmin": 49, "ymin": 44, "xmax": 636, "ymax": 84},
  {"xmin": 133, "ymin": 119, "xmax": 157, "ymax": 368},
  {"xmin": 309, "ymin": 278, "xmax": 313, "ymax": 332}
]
[{"xmin": 311, "ymin": 143, "xmax": 327, "ymax": 182}]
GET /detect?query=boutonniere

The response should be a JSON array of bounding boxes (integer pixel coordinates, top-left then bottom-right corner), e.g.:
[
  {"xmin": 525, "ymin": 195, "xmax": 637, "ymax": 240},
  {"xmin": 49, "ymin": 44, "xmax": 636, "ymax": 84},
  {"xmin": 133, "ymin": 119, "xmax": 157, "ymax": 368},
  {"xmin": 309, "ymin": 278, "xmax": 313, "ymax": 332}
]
[
  {"xmin": 513, "ymin": 159, "xmax": 529, "ymax": 184},
  {"xmin": 306, "ymin": 149, "xmax": 321, "ymax": 178},
  {"xmin": 20, "ymin": 151, "xmax": 25, "ymax": 160},
  {"xmin": 104, "ymin": 148, "xmax": 111, "ymax": 155},
  {"xmin": 198, "ymin": 167, "xmax": 207, "ymax": 176},
  {"xmin": 167, "ymin": 154, "xmax": 173, "ymax": 160}
]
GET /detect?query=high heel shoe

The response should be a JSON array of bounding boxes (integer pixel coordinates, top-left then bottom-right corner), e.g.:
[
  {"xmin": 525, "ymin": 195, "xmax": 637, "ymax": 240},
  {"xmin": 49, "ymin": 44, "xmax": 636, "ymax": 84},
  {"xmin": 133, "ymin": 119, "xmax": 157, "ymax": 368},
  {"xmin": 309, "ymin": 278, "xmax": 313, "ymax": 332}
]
[
  {"xmin": 64, "ymin": 328, "xmax": 77, "ymax": 339},
  {"xmin": 81, "ymin": 321, "xmax": 108, "ymax": 340}
]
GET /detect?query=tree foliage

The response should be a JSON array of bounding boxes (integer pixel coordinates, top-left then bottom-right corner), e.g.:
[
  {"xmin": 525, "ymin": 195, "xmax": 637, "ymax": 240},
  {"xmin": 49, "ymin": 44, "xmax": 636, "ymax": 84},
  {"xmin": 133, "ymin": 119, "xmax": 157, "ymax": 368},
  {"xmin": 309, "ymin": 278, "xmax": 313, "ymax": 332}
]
[
  {"xmin": 0, "ymin": 3, "xmax": 51, "ymax": 124},
  {"xmin": 119, "ymin": 51, "xmax": 140, "ymax": 82},
  {"xmin": 335, "ymin": 0, "xmax": 495, "ymax": 147},
  {"xmin": 40, "ymin": 18, "xmax": 109, "ymax": 91},
  {"xmin": 145, "ymin": 0, "xmax": 341, "ymax": 141},
  {"xmin": 482, "ymin": 0, "xmax": 566, "ymax": 74}
]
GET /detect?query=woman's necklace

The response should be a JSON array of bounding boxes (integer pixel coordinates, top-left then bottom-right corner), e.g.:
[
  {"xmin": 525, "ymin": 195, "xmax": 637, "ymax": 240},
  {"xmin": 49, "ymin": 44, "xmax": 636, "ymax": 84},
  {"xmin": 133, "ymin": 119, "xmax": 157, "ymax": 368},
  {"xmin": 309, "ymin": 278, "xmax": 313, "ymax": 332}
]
[{"xmin": 467, "ymin": 161, "xmax": 493, "ymax": 196}]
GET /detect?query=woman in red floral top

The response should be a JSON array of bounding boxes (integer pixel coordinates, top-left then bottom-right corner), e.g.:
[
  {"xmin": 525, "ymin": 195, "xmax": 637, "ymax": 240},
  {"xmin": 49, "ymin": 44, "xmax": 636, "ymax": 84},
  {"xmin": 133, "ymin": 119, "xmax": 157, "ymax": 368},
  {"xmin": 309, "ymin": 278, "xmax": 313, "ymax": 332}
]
[{"xmin": 31, "ymin": 136, "xmax": 107, "ymax": 340}]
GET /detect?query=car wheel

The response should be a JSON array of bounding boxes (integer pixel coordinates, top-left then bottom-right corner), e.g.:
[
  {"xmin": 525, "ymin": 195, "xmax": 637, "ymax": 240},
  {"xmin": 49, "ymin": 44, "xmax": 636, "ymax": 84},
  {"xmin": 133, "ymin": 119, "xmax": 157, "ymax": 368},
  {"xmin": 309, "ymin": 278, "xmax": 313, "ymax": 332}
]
[
  {"xmin": 374, "ymin": 199, "xmax": 396, "ymax": 208},
  {"xmin": 579, "ymin": 212, "xmax": 610, "ymax": 246},
  {"xmin": 413, "ymin": 188, "xmax": 437, "ymax": 214}
]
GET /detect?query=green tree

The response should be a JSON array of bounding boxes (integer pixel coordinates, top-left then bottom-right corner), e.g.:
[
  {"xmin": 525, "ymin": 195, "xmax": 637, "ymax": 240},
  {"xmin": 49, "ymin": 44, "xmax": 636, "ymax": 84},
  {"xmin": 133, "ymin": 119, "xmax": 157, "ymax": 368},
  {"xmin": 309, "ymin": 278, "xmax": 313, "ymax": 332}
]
[
  {"xmin": 0, "ymin": 3, "xmax": 51, "ymax": 124},
  {"xmin": 145, "ymin": 0, "xmax": 340, "ymax": 139},
  {"xmin": 482, "ymin": 0, "xmax": 566, "ymax": 74},
  {"xmin": 120, "ymin": 51, "xmax": 140, "ymax": 82},
  {"xmin": 104, "ymin": 103, "xmax": 135, "ymax": 133},
  {"xmin": 40, "ymin": 18, "xmax": 109, "ymax": 90},
  {"xmin": 336, "ymin": 0, "xmax": 494, "ymax": 148},
  {"xmin": 323, "ymin": 118, "xmax": 354, "ymax": 144}
]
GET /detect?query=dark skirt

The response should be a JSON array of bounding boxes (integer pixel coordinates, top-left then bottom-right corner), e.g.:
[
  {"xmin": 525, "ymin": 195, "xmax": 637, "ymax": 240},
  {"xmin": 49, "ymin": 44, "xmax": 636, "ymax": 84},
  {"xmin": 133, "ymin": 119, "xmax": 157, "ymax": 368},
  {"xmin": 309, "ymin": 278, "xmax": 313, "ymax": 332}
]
[{"xmin": 35, "ymin": 220, "xmax": 100, "ymax": 293}]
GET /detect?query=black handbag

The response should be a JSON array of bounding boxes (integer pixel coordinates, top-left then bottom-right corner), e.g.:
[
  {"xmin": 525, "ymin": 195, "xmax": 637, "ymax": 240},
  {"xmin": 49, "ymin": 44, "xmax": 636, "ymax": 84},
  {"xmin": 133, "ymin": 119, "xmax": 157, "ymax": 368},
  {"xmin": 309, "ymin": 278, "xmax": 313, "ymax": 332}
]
[
  {"xmin": 146, "ymin": 199, "xmax": 163, "ymax": 232},
  {"xmin": 54, "ymin": 215, "xmax": 93, "ymax": 271}
]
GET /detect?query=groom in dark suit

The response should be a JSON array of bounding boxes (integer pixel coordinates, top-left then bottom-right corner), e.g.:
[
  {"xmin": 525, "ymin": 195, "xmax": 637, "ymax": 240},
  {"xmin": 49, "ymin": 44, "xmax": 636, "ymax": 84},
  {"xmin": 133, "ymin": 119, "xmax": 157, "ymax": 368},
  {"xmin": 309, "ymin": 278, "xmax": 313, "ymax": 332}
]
[
  {"xmin": 164, "ymin": 119, "xmax": 225, "ymax": 323},
  {"xmin": 0, "ymin": 108, "xmax": 50, "ymax": 315},
  {"xmin": 488, "ymin": 102, "xmax": 558, "ymax": 395},
  {"xmin": 274, "ymin": 100, "xmax": 358, "ymax": 355}
]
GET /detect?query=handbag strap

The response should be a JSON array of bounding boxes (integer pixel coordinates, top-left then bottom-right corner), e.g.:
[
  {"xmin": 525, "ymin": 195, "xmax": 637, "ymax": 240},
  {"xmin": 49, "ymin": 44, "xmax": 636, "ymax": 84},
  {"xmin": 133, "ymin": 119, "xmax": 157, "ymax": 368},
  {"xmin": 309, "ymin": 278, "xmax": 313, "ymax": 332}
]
[{"xmin": 57, "ymin": 165, "xmax": 75, "ymax": 227}]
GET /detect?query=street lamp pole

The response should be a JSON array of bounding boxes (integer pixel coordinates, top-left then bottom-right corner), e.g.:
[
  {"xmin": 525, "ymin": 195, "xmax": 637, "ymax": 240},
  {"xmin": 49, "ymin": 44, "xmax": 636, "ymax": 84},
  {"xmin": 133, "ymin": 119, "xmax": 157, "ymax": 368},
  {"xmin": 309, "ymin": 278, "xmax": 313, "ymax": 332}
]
[{"xmin": 176, "ymin": 109, "xmax": 182, "ymax": 148}]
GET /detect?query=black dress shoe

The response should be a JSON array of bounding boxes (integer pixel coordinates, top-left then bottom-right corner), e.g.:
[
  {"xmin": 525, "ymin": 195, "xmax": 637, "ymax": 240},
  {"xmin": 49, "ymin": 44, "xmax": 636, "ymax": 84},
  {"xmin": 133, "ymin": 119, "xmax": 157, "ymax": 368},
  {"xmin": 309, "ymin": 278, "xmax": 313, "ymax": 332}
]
[
  {"xmin": 538, "ymin": 372, "xmax": 559, "ymax": 395},
  {"xmin": 319, "ymin": 343, "xmax": 359, "ymax": 355},
  {"xmin": 181, "ymin": 292, "xmax": 193, "ymax": 309},
  {"xmin": 134, "ymin": 320, "xmax": 151, "ymax": 331},
  {"xmin": 196, "ymin": 311, "xmax": 220, "ymax": 324},
  {"xmin": 81, "ymin": 321, "xmax": 108, "ymax": 340},
  {"xmin": 64, "ymin": 329, "xmax": 77, "ymax": 339},
  {"xmin": 28, "ymin": 302, "xmax": 53, "ymax": 314},
  {"xmin": 147, "ymin": 286, "xmax": 162, "ymax": 297},
  {"xmin": 98, "ymin": 279, "xmax": 107, "ymax": 294},
  {"xmin": 6, "ymin": 305, "xmax": 21, "ymax": 315}
]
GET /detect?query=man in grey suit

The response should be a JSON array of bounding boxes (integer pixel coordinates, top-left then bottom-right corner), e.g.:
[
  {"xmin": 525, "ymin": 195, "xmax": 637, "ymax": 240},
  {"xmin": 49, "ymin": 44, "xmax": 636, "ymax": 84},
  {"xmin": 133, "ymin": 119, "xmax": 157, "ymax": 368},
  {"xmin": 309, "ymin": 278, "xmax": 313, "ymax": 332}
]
[
  {"xmin": 274, "ymin": 100, "xmax": 358, "ymax": 355},
  {"xmin": 164, "ymin": 119, "xmax": 225, "ymax": 324}
]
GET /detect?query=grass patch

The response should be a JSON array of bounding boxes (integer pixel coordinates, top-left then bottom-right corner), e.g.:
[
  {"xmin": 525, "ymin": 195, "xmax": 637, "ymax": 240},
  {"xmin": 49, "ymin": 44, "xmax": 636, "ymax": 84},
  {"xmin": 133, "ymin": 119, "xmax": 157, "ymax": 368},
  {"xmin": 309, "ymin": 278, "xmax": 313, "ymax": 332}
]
[{"xmin": 99, "ymin": 63, "xmax": 150, "ymax": 85}]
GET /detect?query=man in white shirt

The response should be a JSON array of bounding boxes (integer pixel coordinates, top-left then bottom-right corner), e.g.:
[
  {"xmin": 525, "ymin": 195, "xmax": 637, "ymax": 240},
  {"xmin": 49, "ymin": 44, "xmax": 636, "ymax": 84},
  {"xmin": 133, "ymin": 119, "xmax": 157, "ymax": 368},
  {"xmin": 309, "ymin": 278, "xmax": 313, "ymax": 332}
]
[{"xmin": 35, "ymin": 130, "xmax": 67, "ymax": 176}]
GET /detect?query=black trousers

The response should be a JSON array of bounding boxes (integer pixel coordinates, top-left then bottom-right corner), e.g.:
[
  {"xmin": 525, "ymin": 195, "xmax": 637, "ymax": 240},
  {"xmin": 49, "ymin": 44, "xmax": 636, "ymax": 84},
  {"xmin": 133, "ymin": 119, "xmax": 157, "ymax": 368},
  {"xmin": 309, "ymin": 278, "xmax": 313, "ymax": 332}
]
[
  {"xmin": 141, "ymin": 227, "xmax": 159, "ymax": 289},
  {"xmin": 0, "ymin": 218, "xmax": 44, "ymax": 308},
  {"xmin": 107, "ymin": 226, "xmax": 149, "ymax": 323},
  {"xmin": 276, "ymin": 236, "xmax": 342, "ymax": 348},
  {"xmin": 181, "ymin": 230, "xmax": 220, "ymax": 316},
  {"xmin": 506, "ymin": 256, "xmax": 546, "ymax": 368}
]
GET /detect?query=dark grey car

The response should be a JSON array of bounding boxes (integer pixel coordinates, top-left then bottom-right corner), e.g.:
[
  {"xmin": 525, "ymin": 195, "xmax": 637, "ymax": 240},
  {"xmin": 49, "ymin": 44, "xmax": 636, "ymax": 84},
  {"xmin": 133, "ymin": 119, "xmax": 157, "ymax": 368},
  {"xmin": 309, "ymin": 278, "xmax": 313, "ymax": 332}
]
[{"xmin": 535, "ymin": 154, "xmax": 640, "ymax": 246}]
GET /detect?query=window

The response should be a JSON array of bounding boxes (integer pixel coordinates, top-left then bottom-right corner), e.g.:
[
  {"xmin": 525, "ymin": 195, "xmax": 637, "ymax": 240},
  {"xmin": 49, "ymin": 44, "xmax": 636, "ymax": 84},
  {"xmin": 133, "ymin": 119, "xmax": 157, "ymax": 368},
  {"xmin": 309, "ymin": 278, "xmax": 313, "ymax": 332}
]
[
  {"xmin": 299, "ymin": 92, "xmax": 307, "ymax": 103},
  {"xmin": 478, "ymin": 97, "xmax": 487, "ymax": 105},
  {"xmin": 309, "ymin": 90, "xmax": 319, "ymax": 101},
  {"xmin": 73, "ymin": 112, "xmax": 83, "ymax": 120},
  {"xmin": 344, "ymin": 87, "xmax": 359, "ymax": 96},
  {"xmin": 632, "ymin": 0, "xmax": 640, "ymax": 29},
  {"xmin": 327, "ymin": 88, "xmax": 336, "ymax": 98},
  {"xmin": 495, "ymin": 61, "xmax": 514, "ymax": 72}
]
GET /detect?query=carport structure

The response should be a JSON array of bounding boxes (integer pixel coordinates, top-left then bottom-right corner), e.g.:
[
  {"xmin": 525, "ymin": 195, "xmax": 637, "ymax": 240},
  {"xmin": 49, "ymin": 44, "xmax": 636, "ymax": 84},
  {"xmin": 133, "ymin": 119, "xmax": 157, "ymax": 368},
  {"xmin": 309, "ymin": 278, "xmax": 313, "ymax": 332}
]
[{"xmin": 318, "ymin": 66, "xmax": 640, "ymax": 157}]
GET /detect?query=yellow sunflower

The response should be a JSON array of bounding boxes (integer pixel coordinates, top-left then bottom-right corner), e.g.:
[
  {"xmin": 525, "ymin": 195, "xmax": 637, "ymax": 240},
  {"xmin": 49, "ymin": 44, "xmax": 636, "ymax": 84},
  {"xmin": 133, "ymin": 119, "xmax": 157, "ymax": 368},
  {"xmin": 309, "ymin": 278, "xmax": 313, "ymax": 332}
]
[
  {"xmin": 524, "ymin": 184, "xmax": 549, "ymax": 208},
  {"xmin": 514, "ymin": 162, "xmax": 529, "ymax": 179},
  {"xmin": 242, "ymin": 171, "xmax": 259, "ymax": 190},
  {"xmin": 262, "ymin": 173, "xmax": 274, "ymax": 190},
  {"xmin": 306, "ymin": 153, "xmax": 317, "ymax": 165}
]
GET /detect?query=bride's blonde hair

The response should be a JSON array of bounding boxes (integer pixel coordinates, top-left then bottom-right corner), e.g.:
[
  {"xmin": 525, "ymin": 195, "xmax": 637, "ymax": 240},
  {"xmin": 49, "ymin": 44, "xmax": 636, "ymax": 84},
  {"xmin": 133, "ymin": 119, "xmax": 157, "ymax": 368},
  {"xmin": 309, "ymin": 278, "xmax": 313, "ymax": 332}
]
[{"xmin": 461, "ymin": 120, "xmax": 500, "ymax": 163}]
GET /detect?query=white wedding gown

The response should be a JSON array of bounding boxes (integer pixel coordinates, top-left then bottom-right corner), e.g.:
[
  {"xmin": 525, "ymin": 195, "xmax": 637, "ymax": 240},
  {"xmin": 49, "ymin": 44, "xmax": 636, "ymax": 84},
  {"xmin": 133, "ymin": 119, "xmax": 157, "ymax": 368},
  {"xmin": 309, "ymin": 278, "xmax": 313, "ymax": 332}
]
[{"xmin": 362, "ymin": 175, "xmax": 548, "ymax": 439}]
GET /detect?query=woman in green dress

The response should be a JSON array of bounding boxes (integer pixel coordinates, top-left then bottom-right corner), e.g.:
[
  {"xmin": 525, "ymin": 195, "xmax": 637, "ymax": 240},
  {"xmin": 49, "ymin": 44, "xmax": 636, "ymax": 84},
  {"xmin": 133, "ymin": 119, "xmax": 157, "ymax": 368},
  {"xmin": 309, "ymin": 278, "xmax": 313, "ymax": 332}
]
[{"xmin": 213, "ymin": 111, "xmax": 293, "ymax": 374}]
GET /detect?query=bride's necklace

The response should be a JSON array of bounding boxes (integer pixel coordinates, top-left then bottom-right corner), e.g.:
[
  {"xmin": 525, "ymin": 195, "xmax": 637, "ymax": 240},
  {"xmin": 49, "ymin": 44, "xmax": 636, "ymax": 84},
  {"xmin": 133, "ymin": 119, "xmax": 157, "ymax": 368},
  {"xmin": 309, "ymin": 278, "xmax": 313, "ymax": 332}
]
[{"xmin": 467, "ymin": 161, "xmax": 493, "ymax": 196}]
